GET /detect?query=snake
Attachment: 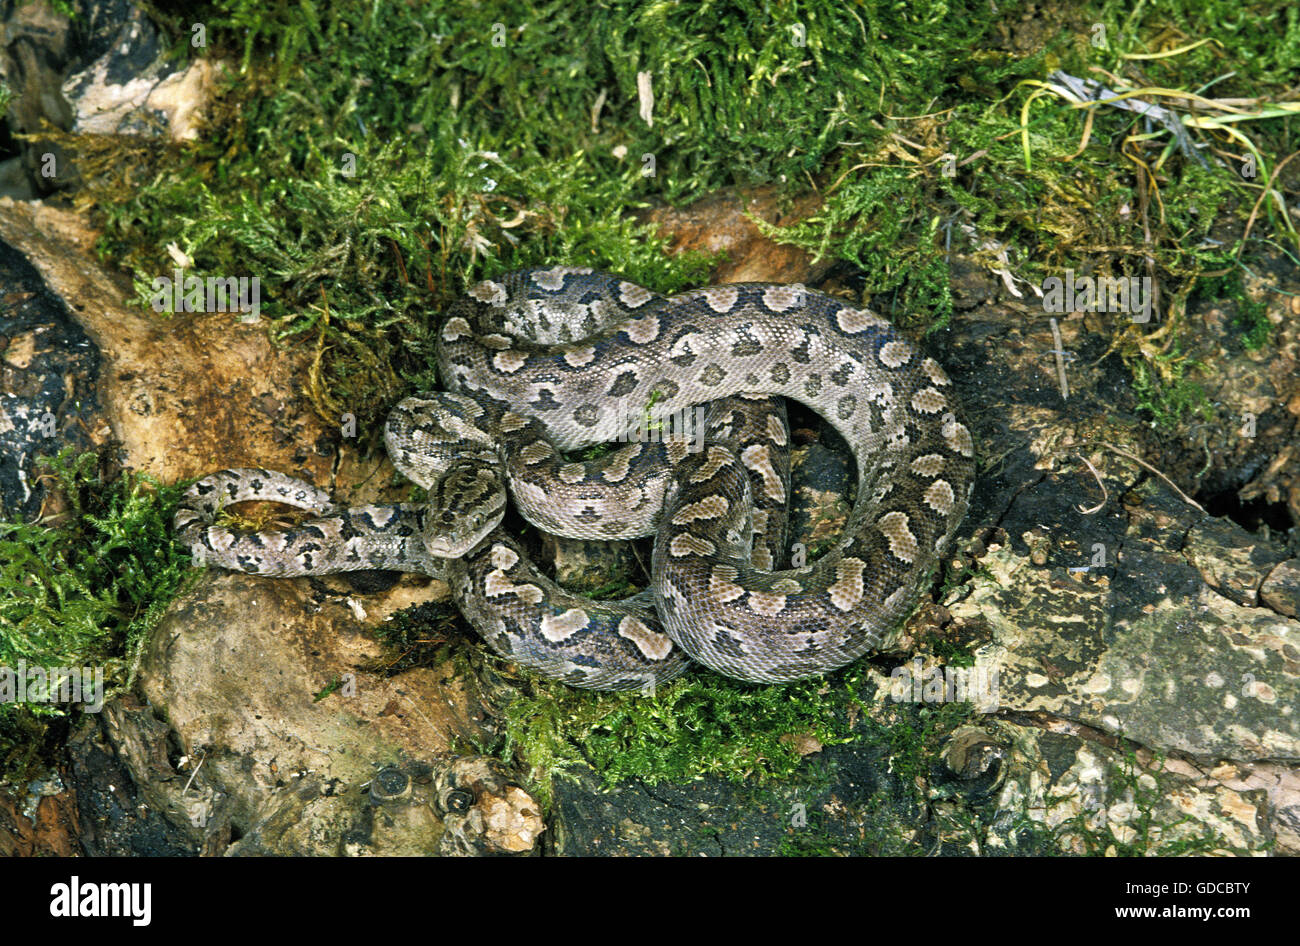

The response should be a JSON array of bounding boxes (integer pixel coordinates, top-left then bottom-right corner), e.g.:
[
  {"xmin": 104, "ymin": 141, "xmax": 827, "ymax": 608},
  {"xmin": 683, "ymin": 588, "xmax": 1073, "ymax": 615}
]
[{"xmin": 176, "ymin": 267, "xmax": 974, "ymax": 690}]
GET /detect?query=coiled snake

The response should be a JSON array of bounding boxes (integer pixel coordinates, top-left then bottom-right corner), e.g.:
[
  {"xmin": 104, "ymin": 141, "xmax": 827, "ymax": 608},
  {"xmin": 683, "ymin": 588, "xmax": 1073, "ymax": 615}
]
[{"xmin": 176, "ymin": 268, "xmax": 974, "ymax": 690}]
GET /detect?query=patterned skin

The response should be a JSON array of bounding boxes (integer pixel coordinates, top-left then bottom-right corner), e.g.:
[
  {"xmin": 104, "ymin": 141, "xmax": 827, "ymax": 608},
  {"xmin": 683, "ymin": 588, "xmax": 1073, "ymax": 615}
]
[{"xmin": 176, "ymin": 268, "xmax": 973, "ymax": 689}]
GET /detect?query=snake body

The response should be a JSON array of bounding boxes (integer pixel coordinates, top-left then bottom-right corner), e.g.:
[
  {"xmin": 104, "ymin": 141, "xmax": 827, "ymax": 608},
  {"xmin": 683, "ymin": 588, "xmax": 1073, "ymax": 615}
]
[{"xmin": 177, "ymin": 267, "xmax": 973, "ymax": 689}]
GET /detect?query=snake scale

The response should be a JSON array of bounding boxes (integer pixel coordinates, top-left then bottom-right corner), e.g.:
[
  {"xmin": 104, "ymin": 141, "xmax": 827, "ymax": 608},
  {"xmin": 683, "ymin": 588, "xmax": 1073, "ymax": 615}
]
[{"xmin": 176, "ymin": 267, "xmax": 974, "ymax": 690}]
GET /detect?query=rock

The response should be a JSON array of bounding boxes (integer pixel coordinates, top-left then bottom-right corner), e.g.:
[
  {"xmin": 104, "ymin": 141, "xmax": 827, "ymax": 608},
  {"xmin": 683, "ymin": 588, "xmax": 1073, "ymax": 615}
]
[
  {"xmin": 950, "ymin": 257, "xmax": 997, "ymax": 310},
  {"xmin": 546, "ymin": 676, "xmax": 1286, "ymax": 854},
  {"xmin": 126, "ymin": 570, "xmax": 543, "ymax": 855},
  {"xmin": 1185, "ymin": 516, "xmax": 1289, "ymax": 607},
  {"xmin": 0, "ymin": 199, "xmax": 345, "ymax": 492},
  {"xmin": 437, "ymin": 758, "xmax": 545, "ymax": 855},
  {"xmin": 0, "ymin": 1, "xmax": 218, "ymax": 194},
  {"xmin": 0, "ymin": 768, "xmax": 80, "ymax": 856},
  {"xmin": 1261, "ymin": 559, "xmax": 1300, "ymax": 617},
  {"xmin": 541, "ymin": 534, "xmax": 641, "ymax": 593},
  {"xmin": 963, "ymin": 720, "xmax": 1277, "ymax": 855},
  {"xmin": 787, "ymin": 434, "xmax": 853, "ymax": 560},
  {"xmin": 0, "ymin": 229, "xmax": 99, "ymax": 518},
  {"xmin": 66, "ymin": 699, "xmax": 197, "ymax": 856},
  {"xmin": 549, "ymin": 726, "xmax": 921, "ymax": 856},
  {"xmin": 953, "ymin": 501, "xmax": 1300, "ymax": 763},
  {"xmin": 0, "ymin": 0, "xmax": 77, "ymax": 196},
  {"xmin": 643, "ymin": 187, "xmax": 832, "ymax": 285},
  {"xmin": 61, "ymin": 8, "xmax": 220, "ymax": 143}
]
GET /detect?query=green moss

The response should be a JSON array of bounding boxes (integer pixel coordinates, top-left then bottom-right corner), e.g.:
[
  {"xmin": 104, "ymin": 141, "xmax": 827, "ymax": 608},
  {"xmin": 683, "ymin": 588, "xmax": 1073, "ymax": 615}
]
[
  {"xmin": 1129, "ymin": 348, "xmax": 1213, "ymax": 428},
  {"xmin": 773, "ymin": 804, "xmax": 834, "ymax": 856},
  {"xmin": 1194, "ymin": 264, "xmax": 1272, "ymax": 350},
  {"xmin": 1232, "ymin": 297, "xmax": 1272, "ymax": 351},
  {"xmin": 930, "ymin": 638, "xmax": 977, "ymax": 669},
  {"xmin": 499, "ymin": 666, "xmax": 868, "ymax": 808},
  {"xmin": 65, "ymin": 0, "xmax": 1040, "ymax": 426},
  {"xmin": 311, "ymin": 676, "xmax": 345, "ymax": 702},
  {"xmin": 499, "ymin": 659, "xmax": 994, "ymax": 818},
  {"xmin": 0, "ymin": 449, "xmax": 196, "ymax": 789}
]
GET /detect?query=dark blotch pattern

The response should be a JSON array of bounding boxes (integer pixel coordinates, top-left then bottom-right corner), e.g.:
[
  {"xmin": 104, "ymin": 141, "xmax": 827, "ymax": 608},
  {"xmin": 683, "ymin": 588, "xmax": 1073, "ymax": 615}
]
[
  {"xmin": 700, "ymin": 364, "xmax": 726, "ymax": 386},
  {"xmin": 607, "ymin": 370, "xmax": 639, "ymax": 397},
  {"xmin": 531, "ymin": 389, "xmax": 561, "ymax": 411}
]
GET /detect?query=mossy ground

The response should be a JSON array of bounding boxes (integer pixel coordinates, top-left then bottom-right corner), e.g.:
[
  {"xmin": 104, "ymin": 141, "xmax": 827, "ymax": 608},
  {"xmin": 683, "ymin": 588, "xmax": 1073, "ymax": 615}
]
[
  {"xmin": 3, "ymin": 0, "xmax": 1298, "ymax": 836},
  {"xmin": 1018, "ymin": 745, "xmax": 1265, "ymax": 856},
  {"xmin": 499, "ymin": 665, "xmax": 867, "ymax": 808},
  {"xmin": 0, "ymin": 450, "xmax": 195, "ymax": 789}
]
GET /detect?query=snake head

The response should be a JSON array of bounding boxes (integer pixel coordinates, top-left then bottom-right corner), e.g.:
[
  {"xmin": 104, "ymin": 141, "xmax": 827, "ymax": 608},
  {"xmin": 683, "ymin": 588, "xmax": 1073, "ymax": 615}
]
[
  {"xmin": 423, "ymin": 457, "xmax": 506, "ymax": 557},
  {"xmin": 385, "ymin": 392, "xmax": 498, "ymax": 490}
]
